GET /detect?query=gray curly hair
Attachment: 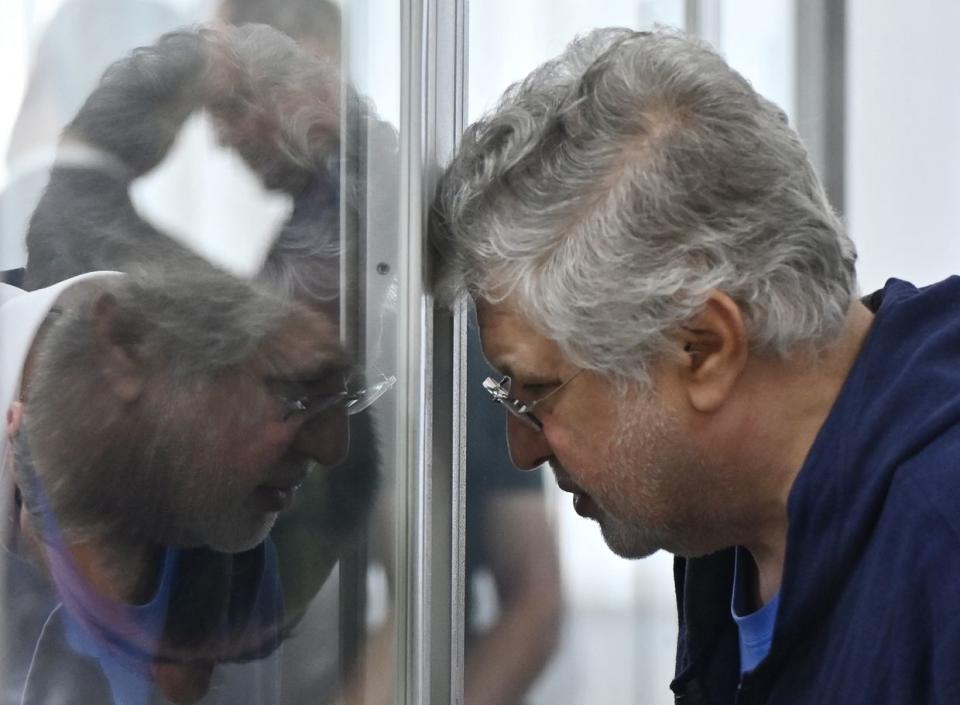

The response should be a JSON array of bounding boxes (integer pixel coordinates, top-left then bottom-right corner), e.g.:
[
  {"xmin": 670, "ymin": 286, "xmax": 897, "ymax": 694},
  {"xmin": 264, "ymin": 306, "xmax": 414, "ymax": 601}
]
[{"xmin": 432, "ymin": 28, "xmax": 857, "ymax": 384}]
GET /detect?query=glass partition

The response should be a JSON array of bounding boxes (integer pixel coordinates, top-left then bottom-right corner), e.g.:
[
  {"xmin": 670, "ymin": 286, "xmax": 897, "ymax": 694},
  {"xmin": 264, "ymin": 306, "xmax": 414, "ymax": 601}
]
[{"xmin": 0, "ymin": 1, "xmax": 442, "ymax": 703}]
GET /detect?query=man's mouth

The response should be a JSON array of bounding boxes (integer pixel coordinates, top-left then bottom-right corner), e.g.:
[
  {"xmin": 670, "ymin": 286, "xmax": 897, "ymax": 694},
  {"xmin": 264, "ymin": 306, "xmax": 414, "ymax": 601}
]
[
  {"xmin": 253, "ymin": 482, "xmax": 303, "ymax": 512},
  {"xmin": 254, "ymin": 467, "xmax": 308, "ymax": 512},
  {"xmin": 572, "ymin": 492, "xmax": 599, "ymax": 518},
  {"xmin": 553, "ymin": 474, "xmax": 599, "ymax": 519}
]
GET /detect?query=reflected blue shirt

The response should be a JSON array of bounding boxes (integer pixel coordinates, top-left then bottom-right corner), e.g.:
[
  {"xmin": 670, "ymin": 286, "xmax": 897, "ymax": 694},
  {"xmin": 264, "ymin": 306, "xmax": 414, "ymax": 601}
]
[{"xmin": 26, "ymin": 465, "xmax": 284, "ymax": 705}]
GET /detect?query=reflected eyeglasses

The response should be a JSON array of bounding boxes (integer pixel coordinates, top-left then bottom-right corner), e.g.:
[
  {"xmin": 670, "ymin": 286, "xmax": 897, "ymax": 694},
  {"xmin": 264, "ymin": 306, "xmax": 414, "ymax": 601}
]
[
  {"xmin": 482, "ymin": 370, "xmax": 582, "ymax": 431},
  {"xmin": 278, "ymin": 371, "xmax": 397, "ymax": 421}
]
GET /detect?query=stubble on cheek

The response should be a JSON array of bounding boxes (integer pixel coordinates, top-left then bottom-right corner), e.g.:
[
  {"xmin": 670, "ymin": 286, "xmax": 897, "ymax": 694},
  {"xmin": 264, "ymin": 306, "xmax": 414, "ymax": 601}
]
[
  {"xmin": 583, "ymin": 395, "xmax": 697, "ymax": 558},
  {"xmin": 124, "ymin": 384, "xmax": 253, "ymax": 549}
]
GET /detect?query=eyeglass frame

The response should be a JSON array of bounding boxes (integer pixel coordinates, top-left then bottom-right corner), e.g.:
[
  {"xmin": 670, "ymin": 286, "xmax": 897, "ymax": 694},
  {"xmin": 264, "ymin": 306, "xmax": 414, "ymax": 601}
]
[
  {"xmin": 277, "ymin": 370, "xmax": 397, "ymax": 422},
  {"xmin": 482, "ymin": 370, "xmax": 583, "ymax": 430}
]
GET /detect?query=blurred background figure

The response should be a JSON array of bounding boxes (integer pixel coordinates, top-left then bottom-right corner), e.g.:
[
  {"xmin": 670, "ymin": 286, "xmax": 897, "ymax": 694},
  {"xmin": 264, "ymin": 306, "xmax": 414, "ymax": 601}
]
[
  {"xmin": 461, "ymin": 322, "xmax": 562, "ymax": 705},
  {"xmin": 329, "ymin": 325, "xmax": 563, "ymax": 705}
]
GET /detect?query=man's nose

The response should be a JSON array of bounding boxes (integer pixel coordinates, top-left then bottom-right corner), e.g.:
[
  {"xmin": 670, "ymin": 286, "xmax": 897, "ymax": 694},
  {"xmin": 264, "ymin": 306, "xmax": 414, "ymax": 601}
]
[
  {"xmin": 293, "ymin": 410, "xmax": 350, "ymax": 466},
  {"xmin": 506, "ymin": 413, "xmax": 552, "ymax": 471}
]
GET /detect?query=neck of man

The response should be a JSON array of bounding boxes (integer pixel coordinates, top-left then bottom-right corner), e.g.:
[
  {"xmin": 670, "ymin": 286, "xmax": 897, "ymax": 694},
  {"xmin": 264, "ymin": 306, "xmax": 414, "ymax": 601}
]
[
  {"xmin": 18, "ymin": 501, "xmax": 163, "ymax": 604},
  {"xmin": 732, "ymin": 300, "xmax": 875, "ymax": 607},
  {"xmin": 70, "ymin": 534, "xmax": 164, "ymax": 605}
]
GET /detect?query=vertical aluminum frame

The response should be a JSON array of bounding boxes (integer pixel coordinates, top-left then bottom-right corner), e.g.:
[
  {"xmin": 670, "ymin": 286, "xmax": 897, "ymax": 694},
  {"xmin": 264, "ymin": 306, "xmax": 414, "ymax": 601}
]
[
  {"xmin": 395, "ymin": 0, "xmax": 468, "ymax": 704},
  {"xmin": 796, "ymin": 0, "xmax": 846, "ymax": 214},
  {"xmin": 338, "ymin": 4, "xmax": 368, "ymax": 693},
  {"xmin": 684, "ymin": 0, "xmax": 723, "ymax": 47}
]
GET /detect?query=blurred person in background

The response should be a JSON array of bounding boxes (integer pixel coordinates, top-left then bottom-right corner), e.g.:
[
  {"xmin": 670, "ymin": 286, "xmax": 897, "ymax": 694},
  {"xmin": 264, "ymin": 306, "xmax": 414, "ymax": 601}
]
[
  {"xmin": 461, "ymin": 322, "xmax": 562, "ymax": 705},
  {"xmin": 433, "ymin": 27, "xmax": 960, "ymax": 705}
]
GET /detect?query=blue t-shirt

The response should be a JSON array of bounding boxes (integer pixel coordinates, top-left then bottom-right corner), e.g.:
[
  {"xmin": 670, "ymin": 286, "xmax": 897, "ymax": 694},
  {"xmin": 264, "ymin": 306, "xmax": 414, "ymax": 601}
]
[
  {"xmin": 25, "ymin": 464, "xmax": 285, "ymax": 705},
  {"xmin": 731, "ymin": 546, "xmax": 780, "ymax": 674}
]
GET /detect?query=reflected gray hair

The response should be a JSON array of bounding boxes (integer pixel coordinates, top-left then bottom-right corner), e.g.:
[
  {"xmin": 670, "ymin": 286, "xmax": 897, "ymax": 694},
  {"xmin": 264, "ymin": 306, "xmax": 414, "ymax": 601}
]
[
  {"xmin": 433, "ymin": 28, "xmax": 857, "ymax": 383},
  {"xmin": 22, "ymin": 271, "xmax": 290, "ymax": 542}
]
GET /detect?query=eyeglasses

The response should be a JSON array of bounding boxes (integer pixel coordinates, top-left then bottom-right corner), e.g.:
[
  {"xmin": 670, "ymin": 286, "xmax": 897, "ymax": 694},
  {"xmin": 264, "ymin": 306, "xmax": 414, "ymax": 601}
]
[
  {"xmin": 482, "ymin": 370, "xmax": 582, "ymax": 431},
  {"xmin": 277, "ymin": 371, "xmax": 397, "ymax": 421}
]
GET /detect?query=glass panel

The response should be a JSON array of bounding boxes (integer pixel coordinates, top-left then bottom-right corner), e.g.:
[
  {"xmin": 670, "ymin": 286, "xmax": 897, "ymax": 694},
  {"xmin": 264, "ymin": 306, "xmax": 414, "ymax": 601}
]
[
  {"xmin": 464, "ymin": 4, "xmax": 795, "ymax": 705},
  {"xmin": 0, "ymin": 1, "xmax": 405, "ymax": 704}
]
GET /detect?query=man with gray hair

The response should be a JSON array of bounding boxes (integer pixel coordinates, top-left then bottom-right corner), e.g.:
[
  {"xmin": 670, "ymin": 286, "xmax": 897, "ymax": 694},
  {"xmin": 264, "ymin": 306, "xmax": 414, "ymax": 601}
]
[
  {"xmin": 5, "ymin": 23, "xmax": 386, "ymax": 704},
  {"xmin": 433, "ymin": 28, "xmax": 960, "ymax": 704},
  {"xmin": 1, "ymin": 268, "xmax": 371, "ymax": 704}
]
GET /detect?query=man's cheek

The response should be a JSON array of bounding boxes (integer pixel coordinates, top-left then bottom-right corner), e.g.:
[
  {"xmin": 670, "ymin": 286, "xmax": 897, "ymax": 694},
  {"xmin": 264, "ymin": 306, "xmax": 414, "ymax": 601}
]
[
  {"xmin": 6, "ymin": 401, "xmax": 24, "ymax": 438},
  {"xmin": 257, "ymin": 420, "xmax": 302, "ymax": 448},
  {"xmin": 209, "ymin": 416, "xmax": 293, "ymax": 475}
]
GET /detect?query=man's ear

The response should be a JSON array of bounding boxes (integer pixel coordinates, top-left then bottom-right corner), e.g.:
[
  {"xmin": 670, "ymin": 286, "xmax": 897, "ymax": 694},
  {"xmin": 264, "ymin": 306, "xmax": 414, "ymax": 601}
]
[
  {"xmin": 676, "ymin": 291, "xmax": 749, "ymax": 413},
  {"xmin": 6, "ymin": 401, "xmax": 23, "ymax": 441},
  {"xmin": 93, "ymin": 293, "xmax": 148, "ymax": 402}
]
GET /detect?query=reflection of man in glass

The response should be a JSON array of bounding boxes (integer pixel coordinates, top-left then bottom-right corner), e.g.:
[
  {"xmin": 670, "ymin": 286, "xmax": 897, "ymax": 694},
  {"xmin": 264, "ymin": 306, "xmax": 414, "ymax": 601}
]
[
  {"xmin": 4, "ymin": 22, "xmax": 383, "ymax": 705},
  {"xmin": 1, "ymin": 270, "xmax": 354, "ymax": 704}
]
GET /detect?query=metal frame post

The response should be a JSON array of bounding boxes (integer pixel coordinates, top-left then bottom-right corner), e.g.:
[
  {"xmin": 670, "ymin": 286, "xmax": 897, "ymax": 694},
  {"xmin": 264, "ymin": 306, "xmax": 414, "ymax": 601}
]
[{"xmin": 796, "ymin": 0, "xmax": 846, "ymax": 214}]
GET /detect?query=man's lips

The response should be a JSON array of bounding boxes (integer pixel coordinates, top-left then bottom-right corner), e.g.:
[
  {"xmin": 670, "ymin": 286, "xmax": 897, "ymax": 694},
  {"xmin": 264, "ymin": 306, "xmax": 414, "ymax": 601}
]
[
  {"xmin": 253, "ymin": 483, "xmax": 302, "ymax": 512},
  {"xmin": 254, "ymin": 470, "xmax": 308, "ymax": 512},
  {"xmin": 554, "ymin": 478, "xmax": 599, "ymax": 518},
  {"xmin": 572, "ymin": 491, "xmax": 599, "ymax": 518}
]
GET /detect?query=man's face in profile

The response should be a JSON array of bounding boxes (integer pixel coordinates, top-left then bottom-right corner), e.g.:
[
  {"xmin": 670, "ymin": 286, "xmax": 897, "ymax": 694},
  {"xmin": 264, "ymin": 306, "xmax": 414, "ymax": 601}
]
[
  {"xmin": 97, "ymin": 303, "xmax": 352, "ymax": 554},
  {"xmin": 478, "ymin": 301, "xmax": 730, "ymax": 560}
]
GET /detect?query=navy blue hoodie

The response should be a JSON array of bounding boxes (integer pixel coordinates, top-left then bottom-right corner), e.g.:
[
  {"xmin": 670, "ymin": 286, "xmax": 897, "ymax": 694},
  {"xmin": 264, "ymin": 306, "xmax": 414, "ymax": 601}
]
[{"xmin": 671, "ymin": 277, "xmax": 960, "ymax": 705}]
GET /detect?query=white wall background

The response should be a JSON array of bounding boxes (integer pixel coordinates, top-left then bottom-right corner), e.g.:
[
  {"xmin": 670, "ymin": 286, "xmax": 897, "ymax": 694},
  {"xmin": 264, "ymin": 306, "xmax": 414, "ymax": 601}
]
[
  {"xmin": 468, "ymin": 1, "xmax": 683, "ymax": 125},
  {"xmin": 0, "ymin": 0, "xmax": 55, "ymax": 186},
  {"xmin": 847, "ymin": 0, "xmax": 960, "ymax": 293}
]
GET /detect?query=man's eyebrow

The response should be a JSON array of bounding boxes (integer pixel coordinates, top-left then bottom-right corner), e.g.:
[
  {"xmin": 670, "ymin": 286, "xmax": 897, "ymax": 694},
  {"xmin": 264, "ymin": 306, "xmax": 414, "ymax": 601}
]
[
  {"xmin": 488, "ymin": 360, "xmax": 556, "ymax": 383},
  {"xmin": 269, "ymin": 359, "xmax": 351, "ymax": 383},
  {"xmin": 263, "ymin": 343, "xmax": 352, "ymax": 380},
  {"xmin": 484, "ymin": 356, "xmax": 516, "ymax": 379}
]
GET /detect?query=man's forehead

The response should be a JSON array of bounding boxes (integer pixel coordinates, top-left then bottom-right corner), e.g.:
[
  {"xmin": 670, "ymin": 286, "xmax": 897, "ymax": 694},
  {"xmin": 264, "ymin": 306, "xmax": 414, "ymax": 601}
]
[
  {"xmin": 256, "ymin": 305, "xmax": 348, "ymax": 377},
  {"xmin": 476, "ymin": 301, "xmax": 566, "ymax": 378}
]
